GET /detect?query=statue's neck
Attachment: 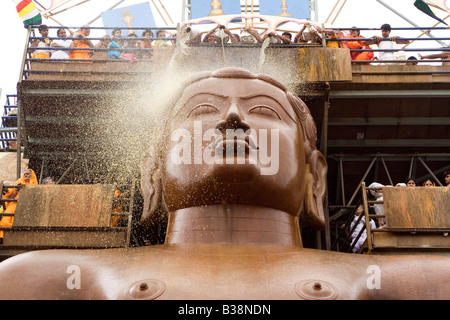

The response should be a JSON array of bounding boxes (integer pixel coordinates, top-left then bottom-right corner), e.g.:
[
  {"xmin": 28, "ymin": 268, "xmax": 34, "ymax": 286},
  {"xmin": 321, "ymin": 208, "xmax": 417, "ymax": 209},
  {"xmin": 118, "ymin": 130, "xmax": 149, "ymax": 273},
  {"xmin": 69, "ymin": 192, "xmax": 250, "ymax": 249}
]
[{"xmin": 165, "ymin": 204, "xmax": 303, "ymax": 247}]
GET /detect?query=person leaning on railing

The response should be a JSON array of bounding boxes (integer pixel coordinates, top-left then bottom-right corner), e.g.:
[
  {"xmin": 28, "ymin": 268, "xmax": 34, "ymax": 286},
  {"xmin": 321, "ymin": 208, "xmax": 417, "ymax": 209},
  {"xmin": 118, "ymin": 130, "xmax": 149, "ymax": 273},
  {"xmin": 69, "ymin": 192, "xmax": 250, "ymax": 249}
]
[
  {"xmin": 366, "ymin": 23, "xmax": 410, "ymax": 63},
  {"xmin": 50, "ymin": 28, "xmax": 72, "ymax": 60},
  {"xmin": 122, "ymin": 33, "xmax": 139, "ymax": 62},
  {"xmin": 69, "ymin": 25, "xmax": 94, "ymax": 60},
  {"xmin": 108, "ymin": 28, "xmax": 123, "ymax": 59},
  {"xmin": 418, "ymin": 51, "xmax": 450, "ymax": 66},
  {"xmin": 93, "ymin": 35, "xmax": 110, "ymax": 60},
  {"xmin": 315, "ymin": 25, "xmax": 341, "ymax": 48},
  {"xmin": 293, "ymin": 23, "xmax": 322, "ymax": 45},
  {"xmin": 139, "ymin": 29, "xmax": 154, "ymax": 59},
  {"xmin": 341, "ymin": 27, "xmax": 374, "ymax": 63},
  {"xmin": 0, "ymin": 169, "xmax": 38, "ymax": 243},
  {"xmin": 31, "ymin": 24, "xmax": 51, "ymax": 59}
]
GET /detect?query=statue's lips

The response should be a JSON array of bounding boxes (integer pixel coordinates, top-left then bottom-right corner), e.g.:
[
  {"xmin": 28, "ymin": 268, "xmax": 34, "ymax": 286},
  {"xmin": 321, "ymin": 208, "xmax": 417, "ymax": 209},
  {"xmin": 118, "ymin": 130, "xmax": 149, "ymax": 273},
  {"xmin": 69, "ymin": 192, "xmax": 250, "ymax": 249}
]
[{"xmin": 209, "ymin": 135, "xmax": 258, "ymax": 156}]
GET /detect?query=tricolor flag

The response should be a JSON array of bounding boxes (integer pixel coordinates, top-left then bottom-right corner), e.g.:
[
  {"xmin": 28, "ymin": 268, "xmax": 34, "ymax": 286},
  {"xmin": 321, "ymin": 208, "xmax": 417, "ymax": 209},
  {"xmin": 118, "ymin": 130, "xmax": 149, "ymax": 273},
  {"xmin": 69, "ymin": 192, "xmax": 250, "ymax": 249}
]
[
  {"xmin": 16, "ymin": 0, "xmax": 42, "ymax": 28},
  {"xmin": 414, "ymin": 0, "xmax": 448, "ymax": 25}
]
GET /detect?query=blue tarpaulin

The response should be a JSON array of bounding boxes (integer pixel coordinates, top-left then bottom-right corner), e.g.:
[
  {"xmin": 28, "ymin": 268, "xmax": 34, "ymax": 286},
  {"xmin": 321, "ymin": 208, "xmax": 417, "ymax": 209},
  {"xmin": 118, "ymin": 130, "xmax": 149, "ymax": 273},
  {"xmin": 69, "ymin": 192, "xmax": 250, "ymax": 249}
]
[{"xmin": 101, "ymin": 2, "xmax": 156, "ymax": 35}]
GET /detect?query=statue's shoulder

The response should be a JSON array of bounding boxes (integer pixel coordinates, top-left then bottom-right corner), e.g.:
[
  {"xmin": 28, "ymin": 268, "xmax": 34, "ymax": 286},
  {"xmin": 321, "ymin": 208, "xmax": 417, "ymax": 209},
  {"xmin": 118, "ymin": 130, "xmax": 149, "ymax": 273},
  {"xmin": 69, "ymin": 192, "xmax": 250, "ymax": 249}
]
[{"xmin": 0, "ymin": 248, "xmax": 144, "ymax": 299}]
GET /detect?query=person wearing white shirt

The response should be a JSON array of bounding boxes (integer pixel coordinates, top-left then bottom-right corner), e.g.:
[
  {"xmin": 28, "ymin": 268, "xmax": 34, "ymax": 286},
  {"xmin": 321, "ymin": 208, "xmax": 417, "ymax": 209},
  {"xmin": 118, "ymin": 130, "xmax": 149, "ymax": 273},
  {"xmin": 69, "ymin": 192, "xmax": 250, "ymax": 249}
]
[
  {"xmin": 350, "ymin": 205, "xmax": 376, "ymax": 253},
  {"xmin": 368, "ymin": 24, "xmax": 410, "ymax": 64},
  {"xmin": 51, "ymin": 28, "xmax": 72, "ymax": 60},
  {"xmin": 368, "ymin": 182, "xmax": 386, "ymax": 226}
]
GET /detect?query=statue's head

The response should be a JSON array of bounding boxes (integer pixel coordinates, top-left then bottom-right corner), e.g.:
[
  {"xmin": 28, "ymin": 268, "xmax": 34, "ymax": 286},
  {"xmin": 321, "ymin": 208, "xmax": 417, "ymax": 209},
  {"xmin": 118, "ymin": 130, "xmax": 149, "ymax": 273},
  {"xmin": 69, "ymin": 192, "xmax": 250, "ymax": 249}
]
[{"xmin": 141, "ymin": 68, "xmax": 327, "ymax": 230}]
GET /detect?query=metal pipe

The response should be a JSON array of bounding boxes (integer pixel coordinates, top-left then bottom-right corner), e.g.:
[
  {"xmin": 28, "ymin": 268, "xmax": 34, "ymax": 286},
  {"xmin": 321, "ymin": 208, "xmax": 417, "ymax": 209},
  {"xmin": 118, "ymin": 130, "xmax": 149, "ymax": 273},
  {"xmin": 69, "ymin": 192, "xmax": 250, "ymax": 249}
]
[
  {"xmin": 0, "ymin": 127, "xmax": 17, "ymax": 133},
  {"xmin": 56, "ymin": 159, "xmax": 77, "ymax": 184},
  {"xmin": 325, "ymin": 0, "xmax": 341, "ymax": 24},
  {"xmin": 361, "ymin": 182, "xmax": 373, "ymax": 253},
  {"xmin": 39, "ymin": 157, "xmax": 46, "ymax": 184},
  {"xmin": 347, "ymin": 157, "xmax": 377, "ymax": 206},
  {"xmin": 331, "ymin": 0, "xmax": 347, "ymax": 25},
  {"xmin": 381, "ymin": 157, "xmax": 393, "ymax": 186},
  {"xmin": 418, "ymin": 157, "xmax": 444, "ymax": 186},
  {"xmin": 339, "ymin": 157, "xmax": 345, "ymax": 205},
  {"xmin": 313, "ymin": 0, "xmax": 319, "ymax": 22},
  {"xmin": 16, "ymin": 97, "xmax": 23, "ymax": 179},
  {"xmin": 408, "ymin": 157, "xmax": 415, "ymax": 178},
  {"xmin": 159, "ymin": 0, "xmax": 174, "ymax": 24},
  {"xmin": 402, "ymin": 14, "xmax": 450, "ymax": 49},
  {"xmin": 83, "ymin": 0, "xmax": 126, "ymax": 26}
]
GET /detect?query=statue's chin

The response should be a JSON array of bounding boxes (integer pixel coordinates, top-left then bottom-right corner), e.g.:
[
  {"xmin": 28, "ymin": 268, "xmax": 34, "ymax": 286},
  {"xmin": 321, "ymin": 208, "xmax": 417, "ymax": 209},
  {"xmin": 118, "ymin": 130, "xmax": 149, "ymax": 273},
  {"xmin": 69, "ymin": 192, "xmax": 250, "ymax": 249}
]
[
  {"xmin": 208, "ymin": 161, "xmax": 261, "ymax": 183},
  {"xmin": 162, "ymin": 162, "xmax": 271, "ymax": 211}
]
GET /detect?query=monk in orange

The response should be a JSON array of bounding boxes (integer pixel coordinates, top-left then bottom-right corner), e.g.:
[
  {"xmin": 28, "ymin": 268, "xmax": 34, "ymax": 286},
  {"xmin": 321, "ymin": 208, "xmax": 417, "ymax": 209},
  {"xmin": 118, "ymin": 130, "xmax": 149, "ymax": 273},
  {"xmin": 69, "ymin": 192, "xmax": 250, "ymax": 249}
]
[
  {"xmin": 69, "ymin": 26, "xmax": 94, "ymax": 60},
  {"xmin": 0, "ymin": 168, "xmax": 38, "ymax": 241},
  {"xmin": 110, "ymin": 188, "xmax": 130, "ymax": 227},
  {"xmin": 343, "ymin": 27, "xmax": 374, "ymax": 62}
]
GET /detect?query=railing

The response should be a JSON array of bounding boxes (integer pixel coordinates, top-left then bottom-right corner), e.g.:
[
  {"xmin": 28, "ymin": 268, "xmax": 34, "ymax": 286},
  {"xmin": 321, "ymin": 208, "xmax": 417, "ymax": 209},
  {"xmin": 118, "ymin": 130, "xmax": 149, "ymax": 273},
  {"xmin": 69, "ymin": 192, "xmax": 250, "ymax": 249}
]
[
  {"xmin": 21, "ymin": 26, "xmax": 178, "ymax": 81},
  {"xmin": 324, "ymin": 26, "xmax": 449, "ymax": 65},
  {"xmin": 0, "ymin": 95, "xmax": 18, "ymax": 151},
  {"xmin": 331, "ymin": 200, "xmax": 365, "ymax": 253},
  {"xmin": 20, "ymin": 25, "xmax": 450, "ymax": 79},
  {"xmin": 360, "ymin": 182, "xmax": 380, "ymax": 254}
]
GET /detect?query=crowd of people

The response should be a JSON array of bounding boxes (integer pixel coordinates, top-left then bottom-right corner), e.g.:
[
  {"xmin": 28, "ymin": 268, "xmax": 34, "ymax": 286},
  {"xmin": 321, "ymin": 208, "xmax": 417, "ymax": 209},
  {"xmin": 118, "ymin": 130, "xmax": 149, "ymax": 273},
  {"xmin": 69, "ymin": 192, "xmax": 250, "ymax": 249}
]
[
  {"xmin": 30, "ymin": 23, "xmax": 450, "ymax": 65},
  {"xmin": 31, "ymin": 24, "xmax": 175, "ymax": 62},
  {"xmin": 182, "ymin": 22, "xmax": 449, "ymax": 65}
]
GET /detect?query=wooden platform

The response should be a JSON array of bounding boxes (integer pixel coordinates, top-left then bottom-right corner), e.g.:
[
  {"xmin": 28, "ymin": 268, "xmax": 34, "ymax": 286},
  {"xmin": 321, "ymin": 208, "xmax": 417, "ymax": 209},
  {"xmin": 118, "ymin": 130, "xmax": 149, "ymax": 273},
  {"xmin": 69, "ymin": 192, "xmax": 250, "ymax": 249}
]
[
  {"xmin": 366, "ymin": 187, "xmax": 450, "ymax": 254},
  {"xmin": 0, "ymin": 185, "xmax": 130, "ymax": 259},
  {"xmin": 384, "ymin": 187, "xmax": 450, "ymax": 229}
]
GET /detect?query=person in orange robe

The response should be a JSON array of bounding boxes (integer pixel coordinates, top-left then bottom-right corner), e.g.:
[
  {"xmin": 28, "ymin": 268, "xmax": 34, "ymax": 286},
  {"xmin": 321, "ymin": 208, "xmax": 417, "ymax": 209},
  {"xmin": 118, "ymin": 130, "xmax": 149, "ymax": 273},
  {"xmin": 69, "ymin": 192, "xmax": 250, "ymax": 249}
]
[
  {"xmin": 0, "ymin": 168, "xmax": 38, "ymax": 241},
  {"xmin": 31, "ymin": 24, "xmax": 51, "ymax": 59},
  {"xmin": 69, "ymin": 26, "xmax": 94, "ymax": 61},
  {"xmin": 344, "ymin": 27, "xmax": 374, "ymax": 62},
  {"xmin": 110, "ymin": 188, "xmax": 130, "ymax": 227}
]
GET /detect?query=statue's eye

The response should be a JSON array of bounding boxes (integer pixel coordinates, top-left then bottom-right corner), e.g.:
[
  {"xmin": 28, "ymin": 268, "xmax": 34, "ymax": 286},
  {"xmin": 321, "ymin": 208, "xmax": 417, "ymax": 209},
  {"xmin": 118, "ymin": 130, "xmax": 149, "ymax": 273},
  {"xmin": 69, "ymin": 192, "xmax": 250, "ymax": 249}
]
[
  {"xmin": 249, "ymin": 106, "xmax": 281, "ymax": 120},
  {"xmin": 187, "ymin": 104, "xmax": 219, "ymax": 118}
]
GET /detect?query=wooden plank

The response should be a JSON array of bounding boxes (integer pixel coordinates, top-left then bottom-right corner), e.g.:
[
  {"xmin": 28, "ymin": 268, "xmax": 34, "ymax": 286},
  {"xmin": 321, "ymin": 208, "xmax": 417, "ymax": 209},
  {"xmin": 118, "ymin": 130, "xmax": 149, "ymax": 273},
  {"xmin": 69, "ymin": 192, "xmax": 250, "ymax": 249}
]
[
  {"xmin": 2, "ymin": 229, "xmax": 126, "ymax": 248},
  {"xmin": 27, "ymin": 47, "xmax": 174, "ymax": 81},
  {"xmin": 383, "ymin": 187, "xmax": 450, "ymax": 229},
  {"xmin": 297, "ymin": 47, "xmax": 352, "ymax": 82},
  {"xmin": 13, "ymin": 185, "xmax": 114, "ymax": 227},
  {"xmin": 372, "ymin": 231, "xmax": 450, "ymax": 249}
]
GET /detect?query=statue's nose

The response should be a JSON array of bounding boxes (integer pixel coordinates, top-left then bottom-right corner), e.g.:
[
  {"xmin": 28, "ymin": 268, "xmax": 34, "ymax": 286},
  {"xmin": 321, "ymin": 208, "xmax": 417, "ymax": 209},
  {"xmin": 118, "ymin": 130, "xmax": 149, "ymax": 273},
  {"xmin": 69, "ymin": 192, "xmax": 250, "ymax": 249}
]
[{"xmin": 216, "ymin": 104, "xmax": 250, "ymax": 132}]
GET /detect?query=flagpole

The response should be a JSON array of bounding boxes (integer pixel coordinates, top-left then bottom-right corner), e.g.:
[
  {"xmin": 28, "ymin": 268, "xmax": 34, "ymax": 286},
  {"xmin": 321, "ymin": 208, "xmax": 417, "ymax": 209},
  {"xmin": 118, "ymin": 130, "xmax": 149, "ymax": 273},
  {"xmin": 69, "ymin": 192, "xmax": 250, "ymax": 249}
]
[
  {"xmin": 313, "ymin": 0, "xmax": 319, "ymax": 22},
  {"xmin": 376, "ymin": 0, "xmax": 448, "ymax": 47}
]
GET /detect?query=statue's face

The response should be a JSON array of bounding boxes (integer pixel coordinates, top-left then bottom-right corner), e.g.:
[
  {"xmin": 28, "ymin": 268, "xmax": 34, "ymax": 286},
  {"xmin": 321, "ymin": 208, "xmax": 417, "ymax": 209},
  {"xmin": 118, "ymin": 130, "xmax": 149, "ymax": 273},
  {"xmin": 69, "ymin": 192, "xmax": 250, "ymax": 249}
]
[{"xmin": 161, "ymin": 76, "xmax": 307, "ymax": 216}]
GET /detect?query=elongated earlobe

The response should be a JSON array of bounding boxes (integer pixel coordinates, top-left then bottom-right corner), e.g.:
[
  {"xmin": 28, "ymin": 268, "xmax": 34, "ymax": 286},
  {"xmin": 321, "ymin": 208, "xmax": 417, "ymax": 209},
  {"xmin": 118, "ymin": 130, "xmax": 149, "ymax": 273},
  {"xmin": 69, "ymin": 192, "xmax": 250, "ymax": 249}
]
[
  {"xmin": 302, "ymin": 150, "xmax": 327, "ymax": 230},
  {"xmin": 140, "ymin": 166, "xmax": 162, "ymax": 227}
]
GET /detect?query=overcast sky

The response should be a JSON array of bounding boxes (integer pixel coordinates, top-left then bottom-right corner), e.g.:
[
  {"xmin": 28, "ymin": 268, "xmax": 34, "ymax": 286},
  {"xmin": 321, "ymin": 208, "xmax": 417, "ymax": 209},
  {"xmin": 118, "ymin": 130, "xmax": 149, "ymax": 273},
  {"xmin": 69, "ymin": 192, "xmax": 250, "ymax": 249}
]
[{"xmin": 1, "ymin": 0, "xmax": 449, "ymax": 107}]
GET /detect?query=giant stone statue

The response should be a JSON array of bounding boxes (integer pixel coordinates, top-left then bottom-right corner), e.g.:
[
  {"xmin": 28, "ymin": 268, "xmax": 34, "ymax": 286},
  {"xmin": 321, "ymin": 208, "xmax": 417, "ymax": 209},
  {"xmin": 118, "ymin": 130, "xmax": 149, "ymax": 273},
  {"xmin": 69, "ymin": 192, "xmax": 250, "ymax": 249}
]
[{"xmin": 0, "ymin": 68, "xmax": 449, "ymax": 300}]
